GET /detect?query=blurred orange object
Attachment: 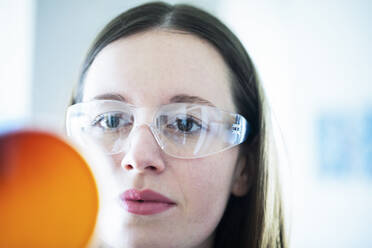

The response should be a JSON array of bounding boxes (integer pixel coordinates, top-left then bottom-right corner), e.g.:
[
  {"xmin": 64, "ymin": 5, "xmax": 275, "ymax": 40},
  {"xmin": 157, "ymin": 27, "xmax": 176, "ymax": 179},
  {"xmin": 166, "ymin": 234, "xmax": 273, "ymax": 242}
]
[{"xmin": 0, "ymin": 129, "xmax": 98, "ymax": 247}]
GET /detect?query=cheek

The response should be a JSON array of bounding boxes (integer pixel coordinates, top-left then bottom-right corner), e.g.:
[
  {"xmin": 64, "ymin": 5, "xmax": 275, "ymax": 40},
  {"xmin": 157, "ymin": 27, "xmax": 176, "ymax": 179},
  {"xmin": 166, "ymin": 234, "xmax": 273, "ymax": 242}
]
[
  {"xmin": 91, "ymin": 153, "xmax": 125, "ymax": 201},
  {"xmin": 176, "ymin": 152, "xmax": 237, "ymax": 230}
]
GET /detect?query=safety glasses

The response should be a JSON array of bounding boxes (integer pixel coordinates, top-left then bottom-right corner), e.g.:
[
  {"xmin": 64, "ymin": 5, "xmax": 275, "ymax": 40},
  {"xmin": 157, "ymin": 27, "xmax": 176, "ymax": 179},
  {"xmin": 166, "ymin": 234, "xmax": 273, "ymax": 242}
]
[{"xmin": 66, "ymin": 100, "xmax": 250, "ymax": 159}]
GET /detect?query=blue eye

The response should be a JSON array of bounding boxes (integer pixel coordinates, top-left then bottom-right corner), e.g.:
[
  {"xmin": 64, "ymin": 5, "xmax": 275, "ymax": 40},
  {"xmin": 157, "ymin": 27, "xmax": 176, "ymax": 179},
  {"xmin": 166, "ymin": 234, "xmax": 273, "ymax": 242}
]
[
  {"xmin": 176, "ymin": 118, "xmax": 199, "ymax": 132},
  {"xmin": 92, "ymin": 112, "xmax": 132, "ymax": 131},
  {"xmin": 166, "ymin": 115, "xmax": 203, "ymax": 134}
]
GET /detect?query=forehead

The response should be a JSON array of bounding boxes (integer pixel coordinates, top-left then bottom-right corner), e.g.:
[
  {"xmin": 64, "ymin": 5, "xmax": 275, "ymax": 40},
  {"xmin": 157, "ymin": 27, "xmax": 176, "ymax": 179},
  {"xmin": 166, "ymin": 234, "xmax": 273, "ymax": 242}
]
[{"xmin": 83, "ymin": 29, "xmax": 236, "ymax": 112}]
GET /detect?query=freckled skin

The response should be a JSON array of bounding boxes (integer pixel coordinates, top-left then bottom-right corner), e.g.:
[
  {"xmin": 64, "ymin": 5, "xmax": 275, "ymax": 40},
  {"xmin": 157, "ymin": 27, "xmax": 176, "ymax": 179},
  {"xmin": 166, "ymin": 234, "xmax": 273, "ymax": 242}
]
[{"xmin": 83, "ymin": 30, "xmax": 242, "ymax": 248}]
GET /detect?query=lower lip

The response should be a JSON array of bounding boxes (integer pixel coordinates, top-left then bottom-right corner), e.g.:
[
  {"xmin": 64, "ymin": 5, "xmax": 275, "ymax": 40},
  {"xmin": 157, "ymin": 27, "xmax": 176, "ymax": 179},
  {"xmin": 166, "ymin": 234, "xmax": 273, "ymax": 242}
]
[{"xmin": 121, "ymin": 200, "xmax": 175, "ymax": 215}]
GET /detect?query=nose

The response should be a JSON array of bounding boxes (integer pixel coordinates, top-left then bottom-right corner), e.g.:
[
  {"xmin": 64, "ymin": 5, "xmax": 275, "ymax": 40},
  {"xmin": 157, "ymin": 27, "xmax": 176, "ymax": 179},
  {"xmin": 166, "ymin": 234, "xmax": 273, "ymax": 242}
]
[{"xmin": 120, "ymin": 124, "xmax": 166, "ymax": 174}]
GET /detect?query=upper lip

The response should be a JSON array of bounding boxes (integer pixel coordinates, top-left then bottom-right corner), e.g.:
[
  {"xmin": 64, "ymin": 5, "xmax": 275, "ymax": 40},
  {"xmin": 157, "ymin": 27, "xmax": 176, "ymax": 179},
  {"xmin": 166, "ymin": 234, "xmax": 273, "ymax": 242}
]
[{"xmin": 120, "ymin": 189, "xmax": 175, "ymax": 204}]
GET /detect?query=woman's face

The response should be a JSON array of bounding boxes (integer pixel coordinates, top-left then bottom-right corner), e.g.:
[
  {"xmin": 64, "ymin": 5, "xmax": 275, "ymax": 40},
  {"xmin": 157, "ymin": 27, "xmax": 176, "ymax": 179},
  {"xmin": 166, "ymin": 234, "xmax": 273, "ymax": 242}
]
[{"xmin": 82, "ymin": 30, "xmax": 244, "ymax": 248}]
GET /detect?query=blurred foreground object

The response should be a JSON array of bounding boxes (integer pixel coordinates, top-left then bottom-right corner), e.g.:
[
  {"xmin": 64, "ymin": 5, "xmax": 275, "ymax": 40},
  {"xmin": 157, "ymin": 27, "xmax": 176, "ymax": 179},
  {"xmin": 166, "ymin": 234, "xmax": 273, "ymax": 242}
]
[{"xmin": 0, "ymin": 129, "xmax": 98, "ymax": 247}]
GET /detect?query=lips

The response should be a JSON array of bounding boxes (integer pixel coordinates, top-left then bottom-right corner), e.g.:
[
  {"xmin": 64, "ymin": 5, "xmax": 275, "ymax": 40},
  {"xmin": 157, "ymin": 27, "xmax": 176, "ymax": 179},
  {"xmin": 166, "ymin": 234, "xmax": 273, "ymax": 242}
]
[{"xmin": 119, "ymin": 189, "xmax": 176, "ymax": 215}]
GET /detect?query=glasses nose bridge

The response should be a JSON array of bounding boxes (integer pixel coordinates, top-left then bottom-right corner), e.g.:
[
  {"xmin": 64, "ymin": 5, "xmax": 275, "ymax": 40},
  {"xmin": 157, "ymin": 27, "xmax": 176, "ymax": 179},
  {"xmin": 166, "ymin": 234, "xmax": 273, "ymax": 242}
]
[
  {"xmin": 129, "ymin": 106, "xmax": 160, "ymax": 144},
  {"xmin": 132, "ymin": 106, "xmax": 157, "ymax": 127},
  {"xmin": 126, "ymin": 122, "xmax": 163, "ymax": 155}
]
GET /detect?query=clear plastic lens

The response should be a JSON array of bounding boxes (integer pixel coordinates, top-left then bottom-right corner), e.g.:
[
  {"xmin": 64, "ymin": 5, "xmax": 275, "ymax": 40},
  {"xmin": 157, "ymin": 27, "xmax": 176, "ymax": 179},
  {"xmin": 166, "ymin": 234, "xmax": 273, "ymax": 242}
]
[
  {"xmin": 91, "ymin": 111, "xmax": 133, "ymax": 131},
  {"xmin": 66, "ymin": 100, "xmax": 249, "ymax": 158},
  {"xmin": 159, "ymin": 114, "xmax": 206, "ymax": 140}
]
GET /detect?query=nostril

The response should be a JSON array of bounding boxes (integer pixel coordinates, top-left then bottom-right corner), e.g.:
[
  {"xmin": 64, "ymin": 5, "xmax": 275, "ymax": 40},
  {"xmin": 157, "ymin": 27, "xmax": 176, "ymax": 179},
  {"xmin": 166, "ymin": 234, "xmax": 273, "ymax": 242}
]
[
  {"xmin": 124, "ymin": 164, "xmax": 133, "ymax": 170},
  {"xmin": 148, "ymin": 165, "xmax": 157, "ymax": 171}
]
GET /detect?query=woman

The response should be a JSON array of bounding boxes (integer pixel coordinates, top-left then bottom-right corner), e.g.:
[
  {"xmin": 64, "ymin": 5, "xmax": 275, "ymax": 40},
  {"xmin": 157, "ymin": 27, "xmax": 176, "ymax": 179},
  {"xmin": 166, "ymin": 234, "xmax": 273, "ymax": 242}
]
[{"xmin": 66, "ymin": 2, "xmax": 287, "ymax": 248}]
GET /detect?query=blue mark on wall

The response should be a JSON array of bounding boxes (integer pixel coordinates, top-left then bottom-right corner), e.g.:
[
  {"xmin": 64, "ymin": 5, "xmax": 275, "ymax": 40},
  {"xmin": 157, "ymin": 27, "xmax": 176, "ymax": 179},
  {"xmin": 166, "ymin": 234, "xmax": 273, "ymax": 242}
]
[
  {"xmin": 316, "ymin": 110, "xmax": 372, "ymax": 179},
  {"xmin": 362, "ymin": 110, "xmax": 372, "ymax": 177}
]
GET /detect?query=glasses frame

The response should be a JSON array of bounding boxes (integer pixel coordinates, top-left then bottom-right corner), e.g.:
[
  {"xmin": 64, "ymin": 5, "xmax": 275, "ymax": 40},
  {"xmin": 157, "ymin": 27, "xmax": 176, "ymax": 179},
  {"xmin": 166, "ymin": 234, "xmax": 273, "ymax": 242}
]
[{"xmin": 66, "ymin": 100, "xmax": 250, "ymax": 159}]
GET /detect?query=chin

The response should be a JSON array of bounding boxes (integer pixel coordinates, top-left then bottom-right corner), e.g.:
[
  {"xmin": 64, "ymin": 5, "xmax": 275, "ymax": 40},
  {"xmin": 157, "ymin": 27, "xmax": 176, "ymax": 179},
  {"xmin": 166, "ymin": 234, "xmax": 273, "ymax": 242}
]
[
  {"xmin": 97, "ymin": 219, "xmax": 175, "ymax": 248},
  {"xmin": 102, "ymin": 234, "xmax": 178, "ymax": 248}
]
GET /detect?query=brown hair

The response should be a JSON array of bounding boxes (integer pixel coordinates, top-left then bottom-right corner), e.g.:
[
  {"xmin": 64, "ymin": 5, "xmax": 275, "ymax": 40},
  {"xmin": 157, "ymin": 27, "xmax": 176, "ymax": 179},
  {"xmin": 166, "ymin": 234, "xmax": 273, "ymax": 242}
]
[{"xmin": 70, "ymin": 2, "xmax": 287, "ymax": 247}]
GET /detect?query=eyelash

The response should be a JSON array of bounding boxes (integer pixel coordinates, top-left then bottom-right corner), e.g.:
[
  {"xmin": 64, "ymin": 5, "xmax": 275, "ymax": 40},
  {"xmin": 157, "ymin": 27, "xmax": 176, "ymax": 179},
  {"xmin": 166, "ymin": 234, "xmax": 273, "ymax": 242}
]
[
  {"xmin": 91, "ymin": 112, "xmax": 132, "ymax": 131},
  {"xmin": 90, "ymin": 112, "xmax": 208, "ymax": 134},
  {"xmin": 166, "ymin": 115, "xmax": 206, "ymax": 134}
]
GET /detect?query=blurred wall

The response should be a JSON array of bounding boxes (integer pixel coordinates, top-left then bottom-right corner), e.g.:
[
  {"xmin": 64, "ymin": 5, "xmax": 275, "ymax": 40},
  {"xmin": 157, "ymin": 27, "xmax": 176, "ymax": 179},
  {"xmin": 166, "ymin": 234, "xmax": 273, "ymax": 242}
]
[{"xmin": 0, "ymin": 0, "xmax": 34, "ymax": 122}]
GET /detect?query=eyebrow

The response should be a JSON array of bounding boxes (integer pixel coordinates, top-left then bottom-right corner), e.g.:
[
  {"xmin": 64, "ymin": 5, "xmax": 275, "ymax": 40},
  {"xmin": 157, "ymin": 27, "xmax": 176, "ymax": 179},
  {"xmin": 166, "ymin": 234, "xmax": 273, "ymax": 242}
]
[
  {"xmin": 92, "ymin": 93, "xmax": 216, "ymax": 107},
  {"xmin": 93, "ymin": 93, "xmax": 126, "ymax": 101},
  {"xmin": 169, "ymin": 94, "xmax": 215, "ymax": 107}
]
